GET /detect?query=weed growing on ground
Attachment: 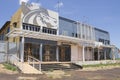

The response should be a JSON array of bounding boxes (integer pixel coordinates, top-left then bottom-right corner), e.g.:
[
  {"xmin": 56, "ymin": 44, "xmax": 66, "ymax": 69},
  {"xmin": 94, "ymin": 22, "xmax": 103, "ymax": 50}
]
[
  {"xmin": 3, "ymin": 63, "xmax": 17, "ymax": 71},
  {"xmin": 83, "ymin": 63, "xmax": 120, "ymax": 68}
]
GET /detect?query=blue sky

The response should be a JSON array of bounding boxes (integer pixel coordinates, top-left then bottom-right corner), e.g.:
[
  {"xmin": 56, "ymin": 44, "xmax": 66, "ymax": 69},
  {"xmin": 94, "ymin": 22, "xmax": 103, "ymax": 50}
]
[{"xmin": 0, "ymin": 0, "xmax": 120, "ymax": 48}]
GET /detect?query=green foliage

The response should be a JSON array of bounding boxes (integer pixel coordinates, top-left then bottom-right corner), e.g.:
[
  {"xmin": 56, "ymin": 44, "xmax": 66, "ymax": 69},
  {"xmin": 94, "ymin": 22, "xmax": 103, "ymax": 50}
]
[
  {"xmin": 3, "ymin": 63, "xmax": 17, "ymax": 71},
  {"xmin": 116, "ymin": 58, "xmax": 120, "ymax": 60},
  {"xmin": 83, "ymin": 63, "xmax": 120, "ymax": 68}
]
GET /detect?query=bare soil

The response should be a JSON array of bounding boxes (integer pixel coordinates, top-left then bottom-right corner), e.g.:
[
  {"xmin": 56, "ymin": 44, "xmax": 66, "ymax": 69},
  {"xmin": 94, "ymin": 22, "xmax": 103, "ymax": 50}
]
[{"xmin": 0, "ymin": 64, "xmax": 120, "ymax": 80}]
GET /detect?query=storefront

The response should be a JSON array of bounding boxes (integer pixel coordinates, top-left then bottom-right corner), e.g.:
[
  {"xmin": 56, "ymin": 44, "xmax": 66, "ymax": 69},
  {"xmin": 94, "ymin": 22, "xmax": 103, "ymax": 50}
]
[{"xmin": 24, "ymin": 37, "xmax": 71, "ymax": 62}]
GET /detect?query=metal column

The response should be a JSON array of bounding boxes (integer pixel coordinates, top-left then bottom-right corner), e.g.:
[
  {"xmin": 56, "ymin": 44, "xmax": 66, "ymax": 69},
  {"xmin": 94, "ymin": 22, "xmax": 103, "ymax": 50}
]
[
  {"xmin": 56, "ymin": 46, "xmax": 59, "ymax": 62},
  {"xmin": 40, "ymin": 43, "xmax": 43, "ymax": 61},
  {"xmin": 21, "ymin": 36, "xmax": 24, "ymax": 62}
]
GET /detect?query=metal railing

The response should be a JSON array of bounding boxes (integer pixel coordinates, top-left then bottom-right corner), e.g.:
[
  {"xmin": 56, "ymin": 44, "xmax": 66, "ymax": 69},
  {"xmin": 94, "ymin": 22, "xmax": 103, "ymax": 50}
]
[{"xmin": 28, "ymin": 56, "xmax": 41, "ymax": 72}]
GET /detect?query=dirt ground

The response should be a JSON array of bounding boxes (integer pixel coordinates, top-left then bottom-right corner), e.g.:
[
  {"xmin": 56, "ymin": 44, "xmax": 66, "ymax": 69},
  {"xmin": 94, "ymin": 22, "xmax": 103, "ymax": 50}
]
[{"xmin": 0, "ymin": 64, "xmax": 120, "ymax": 80}]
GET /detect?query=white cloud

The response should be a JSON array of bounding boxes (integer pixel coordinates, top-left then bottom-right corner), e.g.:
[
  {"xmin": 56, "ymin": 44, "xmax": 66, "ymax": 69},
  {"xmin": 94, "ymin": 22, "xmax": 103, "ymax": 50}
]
[
  {"xmin": 19, "ymin": 0, "xmax": 29, "ymax": 5},
  {"xmin": 31, "ymin": 2, "xmax": 41, "ymax": 6},
  {"xmin": 55, "ymin": 2, "xmax": 64, "ymax": 9}
]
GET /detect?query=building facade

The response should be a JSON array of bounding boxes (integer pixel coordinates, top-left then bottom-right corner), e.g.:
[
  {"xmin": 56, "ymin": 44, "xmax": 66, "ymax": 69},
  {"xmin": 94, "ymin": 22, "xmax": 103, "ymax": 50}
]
[{"xmin": 0, "ymin": 2, "xmax": 114, "ymax": 63}]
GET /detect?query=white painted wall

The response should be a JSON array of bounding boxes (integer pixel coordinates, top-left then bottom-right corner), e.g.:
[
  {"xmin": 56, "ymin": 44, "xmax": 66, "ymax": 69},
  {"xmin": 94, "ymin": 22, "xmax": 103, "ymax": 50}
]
[
  {"xmin": 71, "ymin": 45, "xmax": 83, "ymax": 61},
  {"xmin": 85, "ymin": 48, "xmax": 93, "ymax": 61},
  {"xmin": 71, "ymin": 45, "xmax": 94, "ymax": 62},
  {"xmin": 78, "ymin": 46, "xmax": 83, "ymax": 61},
  {"xmin": 71, "ymin": 45, "xmax": 78, "ymax": 62}
]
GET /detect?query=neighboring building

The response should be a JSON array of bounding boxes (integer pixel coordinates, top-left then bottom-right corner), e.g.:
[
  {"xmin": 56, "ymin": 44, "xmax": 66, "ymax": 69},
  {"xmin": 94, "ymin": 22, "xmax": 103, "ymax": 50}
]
[
  {"xmin": 110, "ymin": 45, "xmax": 120, "ymax": 59},
  {"xmin": 0, "ymin": 21, "xmax": 10, "ymax": 41},
  {"xmin": 0, "ymin": 2, "xmax": 114, "ymax": 64}
]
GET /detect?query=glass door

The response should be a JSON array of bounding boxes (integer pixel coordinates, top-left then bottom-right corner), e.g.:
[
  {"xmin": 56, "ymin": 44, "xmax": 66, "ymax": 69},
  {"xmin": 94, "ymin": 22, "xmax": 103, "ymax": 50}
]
[
  {"xmin": 43, "ymin": 45, "xmax": 56, "ymax": 61},
  {"xmin": 59, "ymin": 45, "xmax": 71, "ymax": 62}
]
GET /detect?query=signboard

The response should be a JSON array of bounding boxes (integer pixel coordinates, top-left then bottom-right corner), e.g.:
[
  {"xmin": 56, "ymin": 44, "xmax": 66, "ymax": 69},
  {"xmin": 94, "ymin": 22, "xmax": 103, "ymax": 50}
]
[{"xmin": 21, "ymin": 2, "xmax": 58, "ymax": 29}]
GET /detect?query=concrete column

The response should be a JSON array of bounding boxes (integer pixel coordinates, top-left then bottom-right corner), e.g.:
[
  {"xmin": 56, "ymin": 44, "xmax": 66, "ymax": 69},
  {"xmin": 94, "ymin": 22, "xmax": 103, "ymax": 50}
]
[
  {"xmin": 40, "ymin": 43, "xmax": 43, "ymax": 61},
  {"xmin": 92, "ymin": 47, "xmax": 94, "ymax": 61},
  {"xmin": 21, "ymin": 36, "xmax": 24, "ymax": 62},
  {"xmin": 112, "ymin": 48, "xmax": 115, "ymax": 60},
  {"xmin": 56, "ymin": 46, "xmax": 59, "ymax": 62},
  {"xmin": 98, "ymin": 47, "xmax": 100, "ymax": 60},
  {"xmin": 80, "ymin": 23, "xmax": 82, "ymax": 39},
  {"xmin": 104, "ymin": 49, "xmax": 106, "ymax": 60},
  {"xmin": 40, "ymin": 26, "xmax": 43, "ymax": 32},
  {"xmin": 82, "ymin": 46, "xmax": 85, "ymax": 62},
  {"xmin": 87, "ymin": 47, "xmax": 89, "ymax": 61}
]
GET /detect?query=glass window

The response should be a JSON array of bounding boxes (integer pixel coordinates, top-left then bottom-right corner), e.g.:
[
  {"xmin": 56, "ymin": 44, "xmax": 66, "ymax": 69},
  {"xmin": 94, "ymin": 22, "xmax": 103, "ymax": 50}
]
[
  {"xmin": 7, "ymin": 27, "xmax": 10, "ymax": 33},
  {"xmin": 37, "ymin": 27, "xmax": 40, "ymax": 32},
  {"xmin": 29, "ymin": 26, "xmax": 32, "ymax": 31},
  {"xmin": 0, "ymin": 35, "xmax": 1, "ymax": 40},
  {"xmin": 26, "ymin": 25, "xmax": 28, "ymax": 30},
  {"xmin": 75, "ymin": 33, "xmax": 78, "ymax": 37},
  {"xmin": 13, "ymin": 22, "xmax": 17, "ymax": 28},
  {"xmin": 49, "ymin": 30, "xmax": 52, "ymax": 34},
  {"xmin": 32, "ymin": 26, "xmax": 35, "ymax": 31},
  {"xmin": 35, "ymin": 27, "xmax": 37, "ymax": 31},
  {"xmin": 23, "ymin": 24, "xmax": 26, "ymax": 29}
]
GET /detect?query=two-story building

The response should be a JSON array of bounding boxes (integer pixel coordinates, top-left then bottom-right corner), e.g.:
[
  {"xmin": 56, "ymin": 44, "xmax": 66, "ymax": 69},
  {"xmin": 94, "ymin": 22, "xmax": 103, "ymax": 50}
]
[{"xmin": 0, "ymin": 2, "xmax": 113, "ymax": 64}]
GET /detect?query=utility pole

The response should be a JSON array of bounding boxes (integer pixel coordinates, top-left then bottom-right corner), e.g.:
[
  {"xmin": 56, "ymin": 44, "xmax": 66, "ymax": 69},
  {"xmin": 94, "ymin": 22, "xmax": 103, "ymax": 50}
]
[{"xmin": 57, "ymin": 1, "xmax": 60, "ymax": 14}]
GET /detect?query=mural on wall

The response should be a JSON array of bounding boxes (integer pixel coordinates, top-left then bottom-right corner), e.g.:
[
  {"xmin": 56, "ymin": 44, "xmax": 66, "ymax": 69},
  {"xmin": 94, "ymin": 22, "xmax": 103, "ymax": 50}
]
[{"xmin": 21, "ymin": 2, "xmax": 58, "ymax": 29}]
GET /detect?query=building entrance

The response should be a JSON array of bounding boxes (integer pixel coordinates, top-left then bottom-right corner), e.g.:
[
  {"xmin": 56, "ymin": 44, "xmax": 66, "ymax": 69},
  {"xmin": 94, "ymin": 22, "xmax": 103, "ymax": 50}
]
[
  {"xmin": 24, "ymin": 43, "xmax": 40, "ymax": 62},
  {"xmin": 59, "ymin": 45, "xmax": 71, "ymax": 62},
  {"xmin": 43, "ymin": 45, "xmax": 56, "ymax": 61}
]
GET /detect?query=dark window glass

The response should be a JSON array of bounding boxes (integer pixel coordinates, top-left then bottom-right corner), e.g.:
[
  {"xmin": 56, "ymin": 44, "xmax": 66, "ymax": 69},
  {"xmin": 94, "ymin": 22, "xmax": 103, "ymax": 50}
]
[
  {"xmin": 7, "ymin": 27, "xmax": 10, "ymax": 33},
  {"xmin": 72, "ymin": 33, "xmax": 74, "ymax": 37},
  {"xmin": 0, "ymin": 35, "xmax": 1, "ymax": 40},
  {"xmin": 2, "ymin": 34, "xmax": 4, "ymax": 40},
  {"xmin": 26, "ymin": 25, "xmax": 28, "ymax": 30},
  {"xmin": 53, "ymin": 29, "xmax": 56, "ymax": 34},
  {"xmin": 35, "ymin": 27, "xmax": 37, "ymax": 31},
  {"xmin": 38, "ymin": 27, "xmax": 40, "ymax": 32},
  {"xmin": 29, "ymin": 26, "xmax": 32, "ymax": 30},
  {"xmin": 43, "ymin": 27, "xmax": 47, "ymax": 33},
  {"xmin": 42, "ymin": 28, "xmax": 44, "ymax": 32},
  {"xmin": 42, "ymin": 27, "xmax": 57, "ymax": 35},
  {"xmin": 54, "ymin": 30, "xmax": 56, "ymax": 34},
  {"xmin": 32, "ymin": 26, "xmax": 34, "ymax": 31},
  {"xmin": 108, "ymin": 41, "xmax": 110, "ymax": 45},
  {"xmin": 76, "ymin": 33, "xmax": 78, "ymax": 37},
  {"xmin": 49, "ymin": 30, "xmax": 52, "ymax": 34},
  {"xmin": 45, "ymin": 28, "xmax": 47, "ymax": 33},
  {"xmin": 52, "ymin": 30, "xmax": 54, "ymax": 34},
  {"xmin": 23, "ymin": 23, "xmax": 41, "ymax": 32},
  {"xmin": 47, "ymin": 29, "xmax": 49, "ymax": 33},
  {"xmin": 13, "ymin": 22, "xmax": 17, "ymax": 28},
  {"xmin": 23, "ymin": 24, "xmax": 25, "ymax": 29}
]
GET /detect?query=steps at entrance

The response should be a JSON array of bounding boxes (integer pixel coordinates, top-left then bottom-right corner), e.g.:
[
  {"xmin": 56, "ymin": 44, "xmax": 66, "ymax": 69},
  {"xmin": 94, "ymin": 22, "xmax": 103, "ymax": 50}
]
[
  {"xmin": 34, "ymin": 63, "xmax": 82, "ymax": 71},
  {"xmin": 16, "ymin": 62, "xmax": 42, "ymax": 74}
]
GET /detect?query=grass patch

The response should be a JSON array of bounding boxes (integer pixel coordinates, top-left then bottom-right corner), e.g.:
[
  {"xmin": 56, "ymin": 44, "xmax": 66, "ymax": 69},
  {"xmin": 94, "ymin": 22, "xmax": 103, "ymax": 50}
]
[
  {"xmin": 116, "ymin": 58, "xmax": 120, "ymax": 60},
  {"xmin": 83, "ymin": 63, "xmax": 120, "ymax": 68},
  {"xmin": 3, "ymin": 63, "xmax": 17, "ymax": 71}
]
